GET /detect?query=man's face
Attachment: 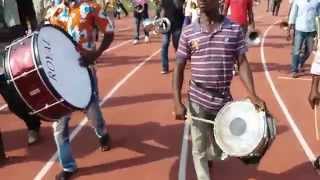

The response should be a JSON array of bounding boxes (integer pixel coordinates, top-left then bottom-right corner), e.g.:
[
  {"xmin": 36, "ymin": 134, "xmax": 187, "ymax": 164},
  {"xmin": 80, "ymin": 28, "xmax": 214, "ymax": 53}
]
[{"xmin": 197, "ymin": 0, "xmax": 218, "ymax": 13}]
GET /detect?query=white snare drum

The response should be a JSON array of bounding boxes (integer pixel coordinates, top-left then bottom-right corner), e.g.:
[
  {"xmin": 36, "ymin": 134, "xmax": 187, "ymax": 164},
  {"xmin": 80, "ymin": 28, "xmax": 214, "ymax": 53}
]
[{"xmin": 213, "ymin": 99, "xmax": 276, "ymax": 157}]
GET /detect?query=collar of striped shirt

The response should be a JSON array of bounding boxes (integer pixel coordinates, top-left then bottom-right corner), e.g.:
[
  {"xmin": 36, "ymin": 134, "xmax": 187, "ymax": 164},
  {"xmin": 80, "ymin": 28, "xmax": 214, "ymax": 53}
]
[{"xmin": 192, "ymin": 16, "xmax": 233, "ymax": 33}]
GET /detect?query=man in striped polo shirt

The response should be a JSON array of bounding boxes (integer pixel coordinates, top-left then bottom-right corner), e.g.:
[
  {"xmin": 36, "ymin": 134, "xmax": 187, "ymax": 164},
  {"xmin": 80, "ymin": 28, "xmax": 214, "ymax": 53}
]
[{"xmin": 172, "ymin": 0, "xmax": 266, "ymax": 179}]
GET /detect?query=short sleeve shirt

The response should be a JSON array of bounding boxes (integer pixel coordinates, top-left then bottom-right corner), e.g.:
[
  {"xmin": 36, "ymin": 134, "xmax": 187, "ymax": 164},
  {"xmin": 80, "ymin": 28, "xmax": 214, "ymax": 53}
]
[
  {"xmin": 224, "ymin": 0, "xmax": 253, "ymax": 26},
  {"xmin": 47, "ymin": 0, "xmax": 114, "ymax": 51},
  {"xmin": 176, "ymin": 17, "xmax": 247, "ymax": 112}
]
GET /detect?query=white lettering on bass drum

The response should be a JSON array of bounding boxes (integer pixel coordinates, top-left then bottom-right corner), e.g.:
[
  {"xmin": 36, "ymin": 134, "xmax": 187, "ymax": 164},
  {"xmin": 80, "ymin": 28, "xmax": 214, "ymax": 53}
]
[{"xmin": 40, "ymin": 38, "xmax": 57, "ymax": 82}]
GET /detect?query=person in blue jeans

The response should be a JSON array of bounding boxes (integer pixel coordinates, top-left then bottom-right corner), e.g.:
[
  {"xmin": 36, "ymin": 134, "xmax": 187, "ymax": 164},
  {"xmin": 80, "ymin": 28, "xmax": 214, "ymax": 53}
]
[
  {"xmin": 287, "ymin": 0, "xmax": 320, "ymax": 78},
  {"xmin": 158, "ymin": 0, "xmax": 185, "ymax": 74},
  {"xmin": 132, "ymin": 0, "xmax": 150, "ymax": 45},
  {"xmin": 53, "ymin": 68, "xmax": 110, "ymax": 174},
  {"xmin": 47, "ymin": 0, "xmax": 114, "ymax": 179}
]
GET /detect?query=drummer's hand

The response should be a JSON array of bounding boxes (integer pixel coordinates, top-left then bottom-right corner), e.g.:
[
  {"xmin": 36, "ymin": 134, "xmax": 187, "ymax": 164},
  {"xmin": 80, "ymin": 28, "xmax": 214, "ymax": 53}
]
[
  {"xmin": 308, "ymin": 90, "xmax": 320, "ymax": 109},
  {"xmin": 249, "ymin": 95, "xmax": 266, "ymax": 111},
  {"xmin": 79, "ymin": 51, "xmax": 100, "ymax": 67},
  {"xmin": 174, "ymin": 103, "xmax": 186, "ymax": 120},
  {"xmin": 286, "ymin": 32, "xmax": 291, "ymax": 41}
]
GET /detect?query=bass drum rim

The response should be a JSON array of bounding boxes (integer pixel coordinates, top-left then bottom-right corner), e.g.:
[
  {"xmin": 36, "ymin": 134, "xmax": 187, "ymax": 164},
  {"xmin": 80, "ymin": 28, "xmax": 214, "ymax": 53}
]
[{"xmin": 33, "ymin": 24, "xmax": 93, "ymax": 110}]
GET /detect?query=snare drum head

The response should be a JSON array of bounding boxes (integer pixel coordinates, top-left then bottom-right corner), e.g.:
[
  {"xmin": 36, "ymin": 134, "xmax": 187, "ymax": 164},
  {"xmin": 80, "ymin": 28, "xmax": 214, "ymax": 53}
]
[
  {"xmin": 214, "ymin": 100, "xmax": 266, "ymax": 157},
  {"xmin": 36, "ymin": 25, "xmax": 92, "ymax": 109}
]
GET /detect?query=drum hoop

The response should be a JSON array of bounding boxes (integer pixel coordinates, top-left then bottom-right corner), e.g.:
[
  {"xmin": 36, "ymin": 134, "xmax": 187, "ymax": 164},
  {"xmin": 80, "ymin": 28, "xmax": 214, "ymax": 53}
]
[
  {"xmin": 38, "ymin": 24, "xmax": 79, "ymax": 48},
  {"xmin": 214, "ymin": 99, "xmax": 266, "ymax": 157},
  {"xmin": 33, "ymin": 26, "xmax": 93, "ymax": 110}
]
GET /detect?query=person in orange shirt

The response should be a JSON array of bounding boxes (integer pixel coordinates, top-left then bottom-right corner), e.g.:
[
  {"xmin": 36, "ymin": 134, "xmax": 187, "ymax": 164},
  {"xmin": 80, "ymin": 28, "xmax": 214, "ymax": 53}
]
[{"xmin": 46, "ymin": 0, "xmax": 114, "ymax": 179}]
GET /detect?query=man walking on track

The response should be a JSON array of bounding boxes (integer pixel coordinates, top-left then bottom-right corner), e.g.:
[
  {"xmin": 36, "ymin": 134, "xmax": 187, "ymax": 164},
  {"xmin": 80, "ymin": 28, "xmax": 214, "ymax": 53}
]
[
  {"xmin": 47, "ymin": 0, "xmax": 114, "ymax": 179},
  {"xmin": 287, "ymin": 0, "xmax": 320, "ymax": 78},
  {"xmin": 158, "ymin": 0, "xmax": 185, "ymax": 74},
  {"xmin": 172, "ymin": 0, "xmax": 266, "ymax": 179}
]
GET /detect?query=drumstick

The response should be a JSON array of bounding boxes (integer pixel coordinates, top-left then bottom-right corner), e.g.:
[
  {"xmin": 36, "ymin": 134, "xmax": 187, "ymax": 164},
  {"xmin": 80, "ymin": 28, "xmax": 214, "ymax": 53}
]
[
  {"xmin": 315, "ymin": 104, "xmax": 320, "ymax": 141},
  {"xmin": 185, "ymin": 115, "xmax": 216, "ymax": 125}
]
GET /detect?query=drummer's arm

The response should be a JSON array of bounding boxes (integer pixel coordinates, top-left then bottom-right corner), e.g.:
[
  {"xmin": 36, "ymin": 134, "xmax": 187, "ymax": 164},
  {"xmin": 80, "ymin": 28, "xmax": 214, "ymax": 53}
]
[
  {"xmin": 173, "ymin": 29, "xmax": 190, "ymax": 120},
  {"xmin": 93, "ymin": 6, "xmax": 115, "ymax": 59},
  {"xmin": 237, "ymin": 53, "xmax": 266, "ymax": 110},
  {"xmin": 96, "ymin": 31, "xmax": 114, "ymax": 57},
  {"xmin": 309, "ymin": 75, "xmax": 320, "ymax": 109}
]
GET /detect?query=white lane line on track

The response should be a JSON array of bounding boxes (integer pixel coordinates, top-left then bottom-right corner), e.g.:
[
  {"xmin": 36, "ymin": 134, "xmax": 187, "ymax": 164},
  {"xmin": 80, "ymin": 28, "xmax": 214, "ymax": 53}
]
[
  {"xmin": 34, "ymin": 48, "xmax": 161, "ymax": 180},
  {"xmin": 178, "ymin": 118, "xmax": 191, "ymax": 180},
  {"xmin": 116, "ymin": 27, "xmax": 131, "ymax": 32},
  {"xmin": 0, "ymin": 104, "xmax": 7, "ymax": 111},
  {"xmin": 278, "ymin": 76, "xmax": 312, "ymax": 81},
  {"xmin": 260, "ymin": 20, "xmax": 316, "ymax": 162}
]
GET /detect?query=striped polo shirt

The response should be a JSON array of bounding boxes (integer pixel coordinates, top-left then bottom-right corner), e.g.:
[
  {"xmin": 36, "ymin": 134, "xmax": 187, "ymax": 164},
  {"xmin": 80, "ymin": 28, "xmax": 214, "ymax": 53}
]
[{"xmin": 176, "ymin": 17, "xmax": 247, "ymax": 112}]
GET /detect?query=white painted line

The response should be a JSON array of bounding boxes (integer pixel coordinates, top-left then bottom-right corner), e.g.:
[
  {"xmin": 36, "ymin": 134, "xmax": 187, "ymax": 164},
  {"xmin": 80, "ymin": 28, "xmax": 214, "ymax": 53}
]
[
  {"xmin": 34, "ymin": 49, "xmax": 161, "ymax": 180},
  {"xmin": 0, "ymin": 104, "xmax": 7, "ymax": 111},
  {"xmin": 260, "ymin": 20, "xmax": 316, "ymax": 162},
  {"xmin": 102, "ymin": 39, "xmax": 132, "ymax": 55},
  {"xmin": 178, "ymin": 118, "xmax": 191, "ymax": 180},
  {"xmin": 278, "ymin": 76, "xmax": 312, "ymax": 81},
  {"xmin": 116, "ymin": 27, "xmax": 131, "ymax": 32}
]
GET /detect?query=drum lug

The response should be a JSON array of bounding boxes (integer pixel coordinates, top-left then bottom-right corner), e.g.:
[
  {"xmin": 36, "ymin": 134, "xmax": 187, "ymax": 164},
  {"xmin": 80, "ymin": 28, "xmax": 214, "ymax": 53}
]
[
  {"xmin": 29, "ymin": 99, "xmax": 64, "ymax": 116},
  {"xmin": 6, "ymin": 66, "xmax": 43, "ymax": 84}
]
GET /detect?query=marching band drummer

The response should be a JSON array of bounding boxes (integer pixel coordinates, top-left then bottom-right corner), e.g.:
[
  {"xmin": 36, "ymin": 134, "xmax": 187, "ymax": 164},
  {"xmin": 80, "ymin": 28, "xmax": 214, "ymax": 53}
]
[
  {"xmin": 46, "ymin": 0, "xmax": 114, "ymax": 179},
  {"xmin": 158, "ymin": 0, "xmax": 185, "ymax": 74},
  {"xmin": 172, "ymin": 0, "xmax": 266, "ymax": 179},
  {"xmin": 131, "ymin": 0, "xmax": 150, "ymax": 45}
]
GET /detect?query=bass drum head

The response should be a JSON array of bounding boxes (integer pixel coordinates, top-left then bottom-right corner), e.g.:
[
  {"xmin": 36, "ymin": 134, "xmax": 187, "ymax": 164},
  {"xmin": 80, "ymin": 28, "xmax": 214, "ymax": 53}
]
[
  {"xmin": 214, "ymin": 100, "xmax": 266, "ymax": 157},
  {"xmin": 35, "ymin": 25, "xmax": 92, "ymax": 109}
]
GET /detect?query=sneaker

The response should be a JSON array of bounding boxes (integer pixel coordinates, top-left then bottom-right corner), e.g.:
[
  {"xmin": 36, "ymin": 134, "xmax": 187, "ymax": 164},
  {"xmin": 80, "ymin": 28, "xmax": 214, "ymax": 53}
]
[
  {"xmin": 291, "ymin": 72, "xmax": 299, "ymax": 78},
  {"xmin": 99, "ymin": 133, "xmax": 111, "ymax": 152},
  {"xmin": 144, "ymin": 36, "xmax": 150, "ymax": 43},
  {"xmin": 314, "ymin": 156, "xmax": 320, "ymax": 169},
  {"xmin": 28, "ymin": 130, "xmax": 40, "ymax": 145},
  {"xmin": 132, "ymin": 39, "xmax": 138, "ymax": 45},
  {"xmin": 55, "ymin": 170, "xmax": 76, "ymax": 180},
  {"xmin": 161, "ymin": 70, "xmax": 169, "ymax": 74}
]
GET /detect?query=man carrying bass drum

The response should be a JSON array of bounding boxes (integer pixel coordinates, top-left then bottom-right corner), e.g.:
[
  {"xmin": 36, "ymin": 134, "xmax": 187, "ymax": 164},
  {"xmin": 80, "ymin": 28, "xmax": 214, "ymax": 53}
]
[{"xmin": 46, "ymin": 0, "xmax": 114, "ymax": 179}]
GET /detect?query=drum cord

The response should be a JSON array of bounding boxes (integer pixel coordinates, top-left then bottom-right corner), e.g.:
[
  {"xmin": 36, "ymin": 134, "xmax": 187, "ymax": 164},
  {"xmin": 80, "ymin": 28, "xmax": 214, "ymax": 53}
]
[{"xmin": 185, "ymin": 113, "xmax": 216, "ymax": 125}]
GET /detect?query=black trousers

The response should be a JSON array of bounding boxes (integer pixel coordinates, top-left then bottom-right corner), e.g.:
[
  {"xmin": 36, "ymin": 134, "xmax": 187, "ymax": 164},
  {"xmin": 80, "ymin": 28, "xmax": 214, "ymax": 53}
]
[
  {"xmin": 16, "ymin": 0, "xmax": 38, "ymax": 31},
  {"xmin": 0, "ymin": 131, "xmax": 5, "ymax": 161}
]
